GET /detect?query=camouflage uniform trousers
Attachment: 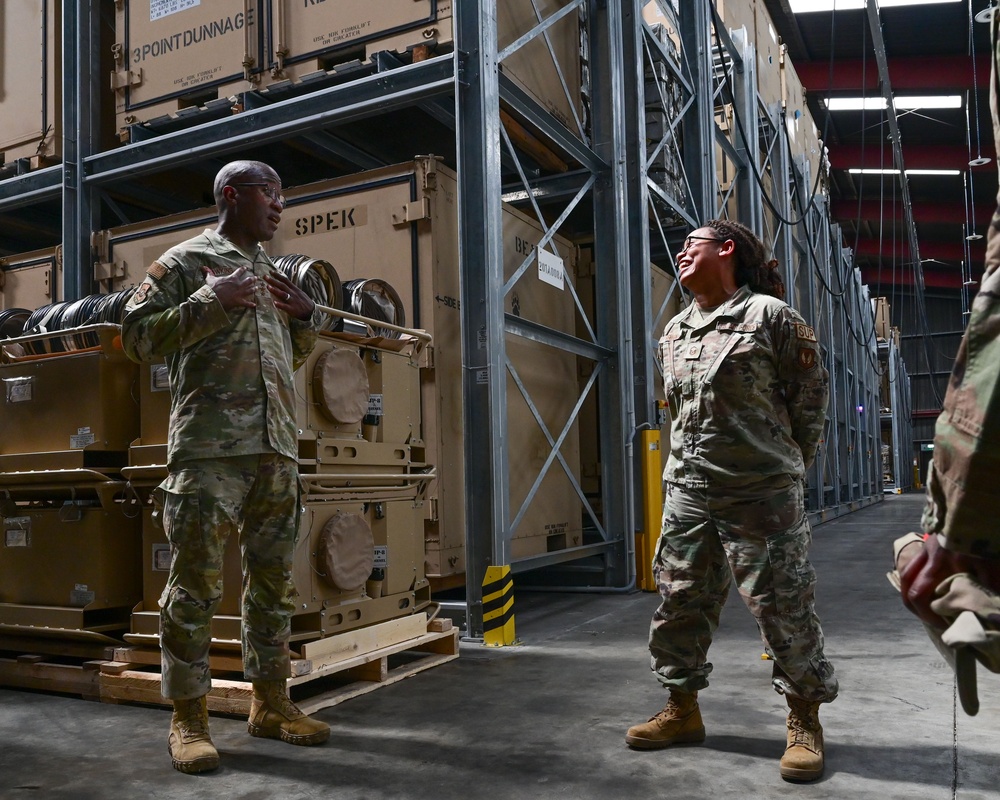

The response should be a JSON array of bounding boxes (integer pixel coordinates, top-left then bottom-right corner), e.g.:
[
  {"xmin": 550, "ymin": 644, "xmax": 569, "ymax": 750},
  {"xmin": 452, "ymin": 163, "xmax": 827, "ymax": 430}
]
[
  {"xmin": 648, "ymin": 477, "xmax": 839, "ymax": 703},
  {"xmin": 157, "ymin": 453, "xmax": 302, "ymax": 699}
]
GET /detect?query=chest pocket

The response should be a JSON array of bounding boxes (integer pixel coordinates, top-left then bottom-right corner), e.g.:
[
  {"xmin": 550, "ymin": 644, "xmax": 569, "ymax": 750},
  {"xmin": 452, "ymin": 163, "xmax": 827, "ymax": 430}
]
[
  {"xmin": 704, "ymin": 327, "xmax": 774, "ymax": 397},
  {"xmin": 658, "ymin": 331, "xmax": 682, "ymax": 394}
]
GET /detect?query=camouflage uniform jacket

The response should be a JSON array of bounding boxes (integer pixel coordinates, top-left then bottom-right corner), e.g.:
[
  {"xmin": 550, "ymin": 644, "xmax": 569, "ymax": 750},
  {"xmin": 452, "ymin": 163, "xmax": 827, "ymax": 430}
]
[
  {"xmin": 121, "ymin": 228, "xmax": 320, "ymax": 465},
  {"xmin": 658, "ymin": 284, "xmax": 828, "ymax": 489},
  {"xmin": 919, "ymin": 14, "xmax": 1000, "ymax": 560}
]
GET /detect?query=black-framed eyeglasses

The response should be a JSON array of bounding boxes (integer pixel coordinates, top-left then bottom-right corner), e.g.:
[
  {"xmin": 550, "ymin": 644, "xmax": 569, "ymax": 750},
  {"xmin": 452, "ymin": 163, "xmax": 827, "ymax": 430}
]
[
  {"xmin": 231, "ymin": 182, "xmax": 286, "ymax": 207},
  {"xmin": 680, "ymin": 235, "xmax": 724, "ymax": 252}
]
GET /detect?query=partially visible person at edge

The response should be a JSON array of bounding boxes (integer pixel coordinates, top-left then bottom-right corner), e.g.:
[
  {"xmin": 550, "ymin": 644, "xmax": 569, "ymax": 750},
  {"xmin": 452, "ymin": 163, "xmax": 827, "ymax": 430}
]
[
  {"xmin": 625, "ymin": 219, "xmax": 838, "ymax": 782},
  {"xmin": 121, "ymin": 160, "xmax": 329, "ymax": 774},
  {"xmin": 899, "ymin": 8, "xmax": 1000, "ymax": 626}
]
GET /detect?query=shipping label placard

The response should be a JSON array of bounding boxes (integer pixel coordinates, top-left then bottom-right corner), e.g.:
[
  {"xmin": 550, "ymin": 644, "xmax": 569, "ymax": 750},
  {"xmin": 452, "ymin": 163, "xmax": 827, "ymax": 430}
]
[
  {"xmin": 150, "ymin": 0, "xmax": 200, "ymax": 22},
  {"xmin": 537, "ymin": 248, "xmax": 565, "ymax": 290}
]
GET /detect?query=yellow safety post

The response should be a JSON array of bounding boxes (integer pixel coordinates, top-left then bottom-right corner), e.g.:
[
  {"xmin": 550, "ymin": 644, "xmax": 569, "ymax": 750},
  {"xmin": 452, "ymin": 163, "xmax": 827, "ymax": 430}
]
[
  {"xmin": 638, "ymin": 429, "xmax": 663, "ymax": 592},
  {"xmin": 482, "ymin": 565, "xmax": 516, "ymax": 646}
]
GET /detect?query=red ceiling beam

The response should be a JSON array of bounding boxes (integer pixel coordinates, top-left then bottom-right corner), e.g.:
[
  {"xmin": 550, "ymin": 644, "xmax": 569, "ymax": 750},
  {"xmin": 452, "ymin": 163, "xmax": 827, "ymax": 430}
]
[
  {"xmin": 853, "ymin": 238, "xmax": 984, "ymax": 261},
  {"xmin": 795, "ymin": 56, "xmax": 989, "ymax": 93},
  {"xmin": 828, "ymin": 144, "xmax": 996, "ymax": 171},
  {"xmin": 860, "ymin": 267, "xmax": 973, "ymax": 290},
  {"xmin": 831, "ymin": 199, "xmax": 993, "ymax": 225}
]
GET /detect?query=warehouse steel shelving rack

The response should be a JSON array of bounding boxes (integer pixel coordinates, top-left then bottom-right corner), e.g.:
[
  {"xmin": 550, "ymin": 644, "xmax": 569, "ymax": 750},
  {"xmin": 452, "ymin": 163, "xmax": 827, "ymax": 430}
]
[{"xmin": 0, "ymin": 1, "xmax": 896, "ymax": 641}]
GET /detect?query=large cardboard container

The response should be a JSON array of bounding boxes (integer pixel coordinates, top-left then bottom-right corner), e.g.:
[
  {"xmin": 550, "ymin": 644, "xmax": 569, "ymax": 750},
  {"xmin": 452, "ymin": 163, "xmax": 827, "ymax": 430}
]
[
  {"xmin": 95, "ymin": 158, "xmax": 584, "ymax": 579},
  {"xmin": 0, "ymin": 248, "xmax": 62, "ymax": 312},
  {"xmin": 0, "ymin": 326, "xmax": 140, "ymax": 473},
  {"xmin": 0, "ymin": 1, "xmax": 61, "ymax": 165},
  {"xmin": 112, "ymin": 0, "xmax": 261, "ymax": 139}
]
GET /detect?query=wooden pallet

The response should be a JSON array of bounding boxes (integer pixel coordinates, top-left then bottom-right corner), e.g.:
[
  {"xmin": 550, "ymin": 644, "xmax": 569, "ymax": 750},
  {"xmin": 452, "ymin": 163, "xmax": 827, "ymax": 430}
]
[
  {"xmin": 0, "ymin": 647, "xmax": 111, "ymax": 700},
  {"xmin": 99, "ymin": 614, "xmax": 458, "ymax": 716}
]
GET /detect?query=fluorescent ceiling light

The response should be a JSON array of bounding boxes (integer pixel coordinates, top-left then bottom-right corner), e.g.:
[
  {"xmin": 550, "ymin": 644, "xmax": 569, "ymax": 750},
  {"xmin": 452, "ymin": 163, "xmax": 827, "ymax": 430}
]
[
  {"xmin": 895, "ymin": 95, "xmax": 962, "ymax": 109},
  {"xmin": 848, "ymin": 168, "xmax": 961, "ymax": 176},
  {"xmin": 792, "ymin": 0, "xmax": 960, "ymax": 11},
  {"xmin": 826, "ymin": 95, "xmax": 961, "ymax": 111},
  {"xmin": 826, "ymin": 98, "xmax": 887, "ymax": 111}
]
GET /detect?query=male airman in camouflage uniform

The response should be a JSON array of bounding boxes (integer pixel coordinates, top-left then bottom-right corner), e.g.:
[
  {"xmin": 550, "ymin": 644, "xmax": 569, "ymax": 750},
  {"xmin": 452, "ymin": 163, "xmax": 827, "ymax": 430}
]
[
  {"xmin": 626, "ymin": 221, "xmax": 837, "ymax": 782},
  {"xmin": 899, "ymin": 10, "xmax": 1000, "ymax": 652},
  {"xmin": 122, "ymin": 160, "xmax": 330, "ymax": 774}
]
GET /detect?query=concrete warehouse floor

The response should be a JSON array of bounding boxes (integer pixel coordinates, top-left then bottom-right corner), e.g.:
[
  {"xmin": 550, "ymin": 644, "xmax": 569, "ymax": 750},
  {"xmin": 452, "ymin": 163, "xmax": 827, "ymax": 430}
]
[{"xmin": 1, "ymin": 493, "xmax": 998, "ymax": 800}]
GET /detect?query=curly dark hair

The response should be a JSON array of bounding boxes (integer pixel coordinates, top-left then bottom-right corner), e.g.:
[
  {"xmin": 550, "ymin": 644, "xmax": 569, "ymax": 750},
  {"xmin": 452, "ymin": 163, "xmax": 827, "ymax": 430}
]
[{"xmin": 704, "ymin": 219, "xmax": 785, "ymax": 300}]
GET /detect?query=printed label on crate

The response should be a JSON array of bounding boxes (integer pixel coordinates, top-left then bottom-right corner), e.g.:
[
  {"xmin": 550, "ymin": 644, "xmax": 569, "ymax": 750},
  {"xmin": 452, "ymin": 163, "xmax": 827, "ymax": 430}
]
[
  {"xmin": 476, "ymin": 368, "xmax": 488, "ymax": 384},
  {"xmin": 70, "ymin": 584, "xmax": 96, "ymax": 607},
  {"xmin": 4, "ymin": 377, "xmax": 34, "ymax": 404},
  {"xmin": 151, "ymin": 364, "xmax": 170, "ymax": 391},
  {"xmin": 368, "ymin": 394, "xmax": 383, "ymax": 416},
  {"xmin": 150, "ymin": 0, "xmax": 200, "ymax": 22},
  {"xmin": 373, "ymin": 545, "xmax": 388, "ymax": 569},
  {"xmin": 152, "ymin": 543, "xmax": 172, "ymax": 571},
  {"xmin": 4, "ymin": 517, "xmax": 31, "ymax": 547},
  {"xmin": 537, "ymin": 248, "xmax": 565, "ymax": 290},
  {"xmin": 70, "ymin": 427, "xmax": 96, "ymax": 449},
  {"xmin": 292, "ymin": 206, "xmax": 367, "ymax": 238}
]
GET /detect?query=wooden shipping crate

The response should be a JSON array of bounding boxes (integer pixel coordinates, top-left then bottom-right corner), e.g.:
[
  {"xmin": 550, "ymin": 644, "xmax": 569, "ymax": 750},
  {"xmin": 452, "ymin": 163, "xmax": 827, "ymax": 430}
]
[
  {"xmin": 112, "ymin": 0, "xmax": 261, "ymax": 140},
  {"xmin": 262, "ymin": 0, "xmax": 453, "ymax": 84},
  {"xmin": 259, "ymin": 0, "xmax": 584, "ymax": 137},
  {"xmin": 0, "ymin": 1, "xmax": 61, "ymax": 166},
  {"xmin": 94, "ymin": 158, "xmax": 585, "ymax": 579},
  {"xmin": 781, "ymin": 50, "xmax": 824, "ymax": 186},
  {"xmin": 269, "ymin": 160, "xmax": 584, "ymax": 577},
  {"xmin": 0, "ymin": 248, "xmax": 62, "ymax": 312},
  {"xmin": 0, "ymin": 506, "xmax": 141, "ymax": 616},
  {"xmin": 0, "ymin": 326, "xmax": 140, "ymax": 473},
  {"xmin": 132, "ymin": 497, "xmax": 427, "ymax": 644}
]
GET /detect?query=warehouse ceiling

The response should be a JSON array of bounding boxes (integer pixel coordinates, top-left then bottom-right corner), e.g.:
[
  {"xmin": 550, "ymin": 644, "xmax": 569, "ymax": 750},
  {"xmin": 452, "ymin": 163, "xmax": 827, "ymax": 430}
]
[{"xmin": 761, "ymin": 0, "xmax": 994, "ymax": 294}]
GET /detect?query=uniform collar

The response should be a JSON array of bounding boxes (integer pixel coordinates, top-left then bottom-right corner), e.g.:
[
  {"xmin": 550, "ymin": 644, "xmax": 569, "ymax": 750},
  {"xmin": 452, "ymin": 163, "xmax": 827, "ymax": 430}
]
[
  {"xmin": 680, "ymin": 284, "xmax": 754, "ymax": 327},
  {"xmin": 204, "ymin": 227, "xmax": 264, "ymax": 261}
]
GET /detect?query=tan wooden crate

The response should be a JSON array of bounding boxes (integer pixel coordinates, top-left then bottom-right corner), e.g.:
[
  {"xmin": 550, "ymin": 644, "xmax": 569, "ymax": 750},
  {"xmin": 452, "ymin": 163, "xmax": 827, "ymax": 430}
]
[
  {"xmin": 112, "ymin": 0, "xmax": 260, "ymax": 139},
  {"xmin": 95, "ymin": 158, "xmax": 584, "ymax": 579},
  {"xmin": 0, "ymin": 1, "xmax": 61, "ymax": 164},
  {"xmin": 0, "ymin": 248, "xmax": 62, "ymax": 311}
]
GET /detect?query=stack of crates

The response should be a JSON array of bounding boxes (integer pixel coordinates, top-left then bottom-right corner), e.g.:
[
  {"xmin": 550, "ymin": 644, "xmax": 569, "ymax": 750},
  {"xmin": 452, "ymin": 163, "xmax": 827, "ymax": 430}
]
[
  {"xmin": 0, "ymin": 323, "xmax": 142, "ymax": 638},
  {"xmin": 112, "ymin": 0, "xmax": 586, "ymax": 140},
  {"xmin": 94, "ymin": 157, "xmax": 583, "ymax": 585}
]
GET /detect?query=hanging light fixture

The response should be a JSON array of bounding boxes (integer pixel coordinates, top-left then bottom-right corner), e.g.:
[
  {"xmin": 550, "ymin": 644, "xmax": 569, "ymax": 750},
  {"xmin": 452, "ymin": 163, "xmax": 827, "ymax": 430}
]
[{"xmin": 970, "ymin": 4, "xmax": 993, "ymax": 165}]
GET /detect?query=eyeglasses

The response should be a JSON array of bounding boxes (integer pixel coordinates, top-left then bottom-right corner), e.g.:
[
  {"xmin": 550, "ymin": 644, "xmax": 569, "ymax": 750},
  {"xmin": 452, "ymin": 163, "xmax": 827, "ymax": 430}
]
[
  {"xmin": 231, "ymin": 183, "xmax": 286, "ymax": 207},
  {"xmin": 680, "ymin": 235, "xmax": 725, "ymax": 253}
]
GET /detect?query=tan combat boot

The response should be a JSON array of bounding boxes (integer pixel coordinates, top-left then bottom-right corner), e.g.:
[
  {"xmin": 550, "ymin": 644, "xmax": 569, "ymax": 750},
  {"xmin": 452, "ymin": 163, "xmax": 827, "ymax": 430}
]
[
  {"xmin": 625, "ymin": 690, "xmax": 706, "ymax": 750},
  {"xmin": 248, "ymin": 680, "xmax": 330, "ymax": 746},
  {"xmin": 168, "ymin": 695, "xmax": 220, "ymax": 774},
  {"xmin": 780, "ymin": 696, "xmax": 824, "ymax": 781}
]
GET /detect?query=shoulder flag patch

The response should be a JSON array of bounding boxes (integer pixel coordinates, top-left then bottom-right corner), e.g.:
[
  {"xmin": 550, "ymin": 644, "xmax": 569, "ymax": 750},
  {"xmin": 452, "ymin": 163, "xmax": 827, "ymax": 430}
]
[{"xmin": 147, "ymin": 261, "xmax": 168, "ymax": 281}]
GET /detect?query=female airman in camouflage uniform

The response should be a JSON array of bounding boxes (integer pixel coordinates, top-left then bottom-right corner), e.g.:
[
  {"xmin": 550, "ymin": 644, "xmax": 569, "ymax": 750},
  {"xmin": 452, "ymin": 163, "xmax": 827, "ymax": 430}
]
[{"xmin": 626, "ymin": 220, "xmax": 838, "ymax": 782}]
